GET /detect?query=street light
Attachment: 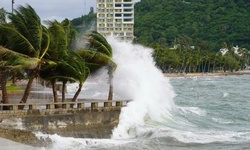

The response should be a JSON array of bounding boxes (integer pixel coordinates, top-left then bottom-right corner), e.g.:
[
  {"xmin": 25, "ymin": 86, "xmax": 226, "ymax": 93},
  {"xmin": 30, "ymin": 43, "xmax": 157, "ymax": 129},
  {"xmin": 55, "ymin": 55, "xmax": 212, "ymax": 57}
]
[{"xmin": 12, "ymin": 0, "xmax": 15, "ymax": 13}]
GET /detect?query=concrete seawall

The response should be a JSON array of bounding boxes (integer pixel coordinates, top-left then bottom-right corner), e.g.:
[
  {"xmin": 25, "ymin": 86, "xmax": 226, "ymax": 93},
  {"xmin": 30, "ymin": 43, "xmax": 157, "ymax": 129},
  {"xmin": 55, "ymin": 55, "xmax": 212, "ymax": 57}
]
[{"xmin": 0, "ymin": 100, "xmax": 130, "ymax": 138}]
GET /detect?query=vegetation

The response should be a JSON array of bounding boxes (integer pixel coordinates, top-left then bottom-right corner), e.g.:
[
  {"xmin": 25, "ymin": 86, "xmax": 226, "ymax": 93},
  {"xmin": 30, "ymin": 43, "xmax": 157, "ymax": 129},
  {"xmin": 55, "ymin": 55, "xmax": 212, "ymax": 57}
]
[
  {"xmin": 70, "ymin": 0, "xmax": 250, "ymax": 73},
  {"xmin": 134, "ymin": 0, "xmax": 250, "ymax": 50},
  {"xmin": 151, "ymin": 36, "xmax": 249, "ymax": 73},
  {"xmin": 71, "ymin": 7, "xmax": 96, "ymax": 33},
  {"xmin": 0, "ymin": 5, "xmax": 114, "ymax": 108},
  {"xmin": 1, "ymin": 0, "xmax": 250, "ymax": 106},
  {"xmin": 77, "ymin": 31, "xmax": 116, "ymax": 100}
]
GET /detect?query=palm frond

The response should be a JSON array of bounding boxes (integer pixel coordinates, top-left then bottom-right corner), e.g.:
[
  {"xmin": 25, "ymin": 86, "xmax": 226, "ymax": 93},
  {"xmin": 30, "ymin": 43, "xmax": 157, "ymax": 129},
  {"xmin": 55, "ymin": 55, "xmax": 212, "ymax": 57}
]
[
  {"xmin": 0, "ymin": 46, "xmax": 29, "ymax": 58},
  {"xmin": 8, "ymin": 4, "xmax": 44, "ymax": 56},
  {"xmin": 46, "ymin": 76, "xmax": 76, "ymax": 82},
  {"xmin": 77, "ymin": 48, "xmax": 117, "ymax": 73},
  {"xmin": 0, "ymin": 25, "xmax": 36, "ymax": 55},
  {"xmin": 85, "ymin": 31, "xmax": 112, "ymax": 56},
  {"xmin": 40, "ymin": 26, "xmax": 50, "ymax": 59},
  {"xmin": 90, "ymin": 31, "xmax": 112, "ymax": 53},
  {"xmin": 0, "ymin": 46, "xmax": 41, "ymax": 70}
]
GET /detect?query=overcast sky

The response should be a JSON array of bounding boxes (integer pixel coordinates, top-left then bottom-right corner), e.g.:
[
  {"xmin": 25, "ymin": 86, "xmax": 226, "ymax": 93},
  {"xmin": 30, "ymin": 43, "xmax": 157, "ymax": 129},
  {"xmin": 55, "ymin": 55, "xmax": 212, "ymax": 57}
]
[{"xmin": 1, "ymin": 0, "xmax": 140, "ymax": 22}]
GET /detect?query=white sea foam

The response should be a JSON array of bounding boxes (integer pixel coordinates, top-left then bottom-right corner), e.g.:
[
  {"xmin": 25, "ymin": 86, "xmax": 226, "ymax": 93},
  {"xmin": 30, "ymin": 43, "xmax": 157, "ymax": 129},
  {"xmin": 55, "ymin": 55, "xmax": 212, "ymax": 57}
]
[
  {"xmin": 223, "ymin": 92, "xmax": 229, "ymax": 97},
  {"xmin": 179, "ymin": 107, "xmax": 207, "ymax": 116},
  {"xmin": 33, "ymin": 38, "xmax": 250, "ymax": 149},
  {"xmin": 36, "ymin": 133, "xmax": 135, "ymax": 150},
  {"xmin": 109, "ymin": 38, "xmax": 176, "ymax": 139}
]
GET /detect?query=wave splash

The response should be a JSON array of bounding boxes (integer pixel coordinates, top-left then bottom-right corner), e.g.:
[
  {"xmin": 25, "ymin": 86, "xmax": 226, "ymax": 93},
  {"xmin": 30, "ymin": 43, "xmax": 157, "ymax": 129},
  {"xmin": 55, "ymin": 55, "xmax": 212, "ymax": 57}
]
[{"xmin": 110, "ymin": 38, "xmax": 176, "ymax": 139}]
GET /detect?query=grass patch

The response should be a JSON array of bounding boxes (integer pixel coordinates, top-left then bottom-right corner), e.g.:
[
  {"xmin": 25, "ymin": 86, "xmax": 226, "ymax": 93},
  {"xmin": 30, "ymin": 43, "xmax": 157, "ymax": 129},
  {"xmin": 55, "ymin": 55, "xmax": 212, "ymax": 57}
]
[{"xmin": 6, "ymin": 82, "xmax": 23, "ymax": 91}]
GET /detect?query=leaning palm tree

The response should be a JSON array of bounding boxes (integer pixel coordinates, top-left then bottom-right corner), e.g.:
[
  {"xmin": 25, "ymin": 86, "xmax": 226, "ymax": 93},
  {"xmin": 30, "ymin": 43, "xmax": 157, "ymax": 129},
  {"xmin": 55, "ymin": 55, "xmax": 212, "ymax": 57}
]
[
  {"xmin": 40, "ymin": 20, "xmax": 88, "ymax": 103},
  {"xmin": 48, "ymin": 50, "xmax": 89, "ymax": 103},
  {"xmin": 0, "ymin": 5, "xmax": 50, "ymax": 106},
  {"xmin": 0, "ymin": 46, "xmax": 40, "ymax": 106},
  {"xmin": 78, "ymin": 31, "xmax": 116, "ymax": 100},
  {"xmin": 39, "ymin": 20, "xmax": 68, "ymax": 104}
]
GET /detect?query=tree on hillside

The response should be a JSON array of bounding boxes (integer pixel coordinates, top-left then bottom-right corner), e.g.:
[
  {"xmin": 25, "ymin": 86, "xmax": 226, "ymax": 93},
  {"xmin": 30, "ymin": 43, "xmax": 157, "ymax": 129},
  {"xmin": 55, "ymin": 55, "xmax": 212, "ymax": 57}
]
[{"xmin": 134, "ymin": 0, "xmax": 250, "ymax": 50}]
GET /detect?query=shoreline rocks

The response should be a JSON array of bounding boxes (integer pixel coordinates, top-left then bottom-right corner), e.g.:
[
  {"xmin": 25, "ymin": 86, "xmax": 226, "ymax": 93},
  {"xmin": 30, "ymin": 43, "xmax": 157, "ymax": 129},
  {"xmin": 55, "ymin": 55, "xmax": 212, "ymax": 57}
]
[{"xmin": 0, "ymin": 127, "xmax": 52, "ymax": 148}]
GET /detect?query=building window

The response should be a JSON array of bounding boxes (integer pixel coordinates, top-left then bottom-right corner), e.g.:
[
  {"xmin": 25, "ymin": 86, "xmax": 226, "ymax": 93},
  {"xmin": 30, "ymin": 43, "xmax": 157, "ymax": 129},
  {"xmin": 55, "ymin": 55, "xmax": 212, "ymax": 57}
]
[
  {"xmin": 115, "ymin": 4, "xmax": 121, "ymax": 7},
  {"xmin": 124, "ymin": 4, "xmax": 133, "ymax": 7},
  {"xmin": 124, "ymin": 19, "xmax": 132, "ymax": 22},
  {"xmin": 124, "ymin": 9, "xmax": 132, "ymax": 12},
  {"xmin": 115, "ymin": 14, "xmax": 122, "ymax": 17},
  {"xmin": 124, "ymin": 14, "xmax": 132, "ymax": 17}
]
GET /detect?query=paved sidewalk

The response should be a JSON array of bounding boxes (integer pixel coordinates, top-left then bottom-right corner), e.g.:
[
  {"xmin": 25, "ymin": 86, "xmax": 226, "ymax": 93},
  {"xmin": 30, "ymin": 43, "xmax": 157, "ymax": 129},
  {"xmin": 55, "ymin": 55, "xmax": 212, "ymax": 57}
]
[{"xmin": 0, "ymin": 137, "xmax": 38, "ymax": 150}]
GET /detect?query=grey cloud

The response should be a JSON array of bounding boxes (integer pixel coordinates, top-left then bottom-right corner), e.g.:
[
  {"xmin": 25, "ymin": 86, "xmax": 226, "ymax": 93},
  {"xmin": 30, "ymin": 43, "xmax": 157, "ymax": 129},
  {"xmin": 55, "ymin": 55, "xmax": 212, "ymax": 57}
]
[{"xmin": 1, "ymin": 0, "xmax": 140, "ymax": 21}]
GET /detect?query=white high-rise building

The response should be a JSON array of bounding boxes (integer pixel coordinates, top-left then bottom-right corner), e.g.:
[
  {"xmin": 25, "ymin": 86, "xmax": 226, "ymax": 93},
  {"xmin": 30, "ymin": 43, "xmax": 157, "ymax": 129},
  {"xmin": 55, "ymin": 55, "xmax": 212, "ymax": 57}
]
[{"xmin": 96, "ymin": 0, "xmax": 134, "ymax": 41}]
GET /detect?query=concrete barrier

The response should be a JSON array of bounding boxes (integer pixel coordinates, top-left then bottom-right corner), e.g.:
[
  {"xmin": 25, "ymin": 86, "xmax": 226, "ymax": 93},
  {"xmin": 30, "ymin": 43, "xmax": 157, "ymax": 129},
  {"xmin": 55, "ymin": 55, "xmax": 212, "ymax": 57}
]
[
  {"xmin": 0, "ymin": 100, "xmax": 131, "ymax": 119},
  {"xmin": 0, "ymin": 100, "xmax": 131, "ymax": 138}
]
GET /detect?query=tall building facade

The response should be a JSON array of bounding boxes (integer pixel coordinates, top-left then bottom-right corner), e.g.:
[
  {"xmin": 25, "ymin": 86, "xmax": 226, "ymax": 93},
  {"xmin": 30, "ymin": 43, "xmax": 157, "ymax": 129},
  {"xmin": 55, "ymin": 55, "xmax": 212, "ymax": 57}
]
[{"xmin": 96, "ymin": 0, "xmax": 134, "ymax": 41}]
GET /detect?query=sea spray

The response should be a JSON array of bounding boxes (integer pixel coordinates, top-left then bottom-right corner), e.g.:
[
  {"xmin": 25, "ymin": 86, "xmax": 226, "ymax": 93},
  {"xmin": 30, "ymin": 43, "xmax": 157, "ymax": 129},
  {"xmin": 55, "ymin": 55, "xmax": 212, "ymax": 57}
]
[
  {"xmin": 34, "ymin": 39, "xmax": 250, "ymax": 150},
  {"xmin": 109, "ymin": 38, "xmax": 176, "ymax": 139}
]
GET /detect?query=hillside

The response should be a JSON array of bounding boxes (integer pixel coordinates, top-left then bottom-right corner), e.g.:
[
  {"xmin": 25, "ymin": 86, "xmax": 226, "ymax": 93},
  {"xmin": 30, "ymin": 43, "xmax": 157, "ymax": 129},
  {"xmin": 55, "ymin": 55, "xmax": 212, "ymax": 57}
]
[
  {"xmin": 134, "ymin": 0, "xmax": 250, "ymax": 50},
  {"xmin": 70, "ymin": 8, "xmax": 96, "ymax": 33},
  {"xmin": 70, "ymin": 0, "xmax": 249, "ymax": 51}
]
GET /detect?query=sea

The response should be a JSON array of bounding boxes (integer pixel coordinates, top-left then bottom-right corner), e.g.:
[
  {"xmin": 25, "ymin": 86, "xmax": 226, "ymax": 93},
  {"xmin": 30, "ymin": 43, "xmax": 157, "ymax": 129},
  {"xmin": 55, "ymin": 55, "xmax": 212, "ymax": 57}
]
[{"xmin": 34, "ymin": 38, "xmax": 250, "ymax": 150}]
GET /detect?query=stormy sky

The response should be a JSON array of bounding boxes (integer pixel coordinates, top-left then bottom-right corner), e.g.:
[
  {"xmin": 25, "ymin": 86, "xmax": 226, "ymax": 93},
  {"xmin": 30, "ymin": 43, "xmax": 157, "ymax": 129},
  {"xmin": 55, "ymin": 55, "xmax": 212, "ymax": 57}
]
[{"xmin": 1, "ymin": 0, "xmax": 140, "ymax": 22}]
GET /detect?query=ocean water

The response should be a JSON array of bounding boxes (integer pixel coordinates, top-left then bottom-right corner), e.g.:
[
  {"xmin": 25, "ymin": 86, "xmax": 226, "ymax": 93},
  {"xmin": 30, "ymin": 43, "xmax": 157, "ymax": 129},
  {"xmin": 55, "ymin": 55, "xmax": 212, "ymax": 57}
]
[{"xmin": 37, "ymin": 38, "xmax": 250, "ymax": 150}]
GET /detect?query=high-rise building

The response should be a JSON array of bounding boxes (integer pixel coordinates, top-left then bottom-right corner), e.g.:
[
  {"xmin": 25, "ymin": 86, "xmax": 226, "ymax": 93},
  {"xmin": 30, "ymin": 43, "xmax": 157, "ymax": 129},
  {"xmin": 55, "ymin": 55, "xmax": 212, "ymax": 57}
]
[{"xmin": 96, "ymin": 0, "xmax": 134, "ymax": 41}]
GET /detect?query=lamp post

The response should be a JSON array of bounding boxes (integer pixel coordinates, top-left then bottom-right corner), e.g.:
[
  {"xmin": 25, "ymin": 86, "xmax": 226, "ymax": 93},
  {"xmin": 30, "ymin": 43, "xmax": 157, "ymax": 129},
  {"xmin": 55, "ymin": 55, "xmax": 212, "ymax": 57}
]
[{"xmin": 12, "ymin": 0, "xmax": 14, "ymax": 13}]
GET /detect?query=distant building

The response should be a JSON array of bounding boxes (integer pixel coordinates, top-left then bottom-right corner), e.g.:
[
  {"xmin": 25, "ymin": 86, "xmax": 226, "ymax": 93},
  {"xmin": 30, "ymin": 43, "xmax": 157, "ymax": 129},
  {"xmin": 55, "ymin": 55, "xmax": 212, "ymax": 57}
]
[
  {"xmin": 96, "ymin": 0, "xmax": 134, "ymax": 41},
  {"xmin": 220, "ymin": 45, "xmax": 242, "ymax": 56}
]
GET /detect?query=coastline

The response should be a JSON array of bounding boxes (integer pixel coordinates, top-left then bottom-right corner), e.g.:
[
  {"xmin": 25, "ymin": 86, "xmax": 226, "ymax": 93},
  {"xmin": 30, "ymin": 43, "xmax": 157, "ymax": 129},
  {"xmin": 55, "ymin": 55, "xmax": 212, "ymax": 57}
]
[
  {"xmin": 164, "ymin": 71, "xmax": 250, "ymax": 77},
  {"xmin": 1, "ymin": 71, "xmax": 250, "ymax": 148}
]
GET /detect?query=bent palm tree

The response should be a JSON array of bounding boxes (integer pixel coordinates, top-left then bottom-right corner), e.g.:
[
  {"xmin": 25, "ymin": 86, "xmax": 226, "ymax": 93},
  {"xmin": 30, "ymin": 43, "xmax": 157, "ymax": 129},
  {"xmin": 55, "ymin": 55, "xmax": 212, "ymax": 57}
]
[
  {"xmin": 78, "ymin": 31, "xmax": 116, "ymax": 100},
  {"xmin": 54, "ymin": 50, "xmax": 89, "ymax": 103},
  {"xmin": 39, "ymin": 20, "xmax": 68, "ymax": 104},
  {"xmin": 0, "ymin": 5, "xmax": 50, "ymax": 107},
  {"xmin": 40, "ymin": 20, "xmax": 88, "ymax": 104},
  {"xmin": 0, "ymin": 46, "xmax": 40, "ymax": 106}
]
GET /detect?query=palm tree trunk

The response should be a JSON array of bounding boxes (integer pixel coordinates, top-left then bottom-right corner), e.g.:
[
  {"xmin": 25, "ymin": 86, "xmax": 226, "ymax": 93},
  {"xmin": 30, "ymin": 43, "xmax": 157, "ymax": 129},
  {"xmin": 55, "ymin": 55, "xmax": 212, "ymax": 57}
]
[
  {"xmin": 208, "ymin": 60, "xmax": 211, "ymax": 73},
  {"xmin": 108, "ymin": 68, "xmax": 113, "ymax": 100},
  {"xmin": 108, "ymin": 79, "xmax": 113, "ymax": 100},
  {"xmin": 71, "ymin": 83, "xmax": 83, "ymax": 102},
  {"xmin": 51, "ymin": 80, "xmax": 59, "ymax": 108},
  {"xmin": 203, "ymin": 61, "xmax": 207, "ymax": 73},
  {"xmin": 0, "ymin": 71, "xmax": 9, "ymax": 110},
  {"xmin": 62, "ymin": 81, "xmax": 67, "ymax": 102},
  {"xmin": 19, "ymin": 69, "xmax": 37, "ymax": 109}
]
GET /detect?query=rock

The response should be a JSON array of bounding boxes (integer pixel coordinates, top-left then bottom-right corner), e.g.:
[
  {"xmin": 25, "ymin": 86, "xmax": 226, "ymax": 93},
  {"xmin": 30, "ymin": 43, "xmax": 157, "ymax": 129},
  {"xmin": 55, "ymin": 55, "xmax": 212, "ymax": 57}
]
[{"xmin": 0, "ymin": 127, "xmax": 52, "ymax": 147}]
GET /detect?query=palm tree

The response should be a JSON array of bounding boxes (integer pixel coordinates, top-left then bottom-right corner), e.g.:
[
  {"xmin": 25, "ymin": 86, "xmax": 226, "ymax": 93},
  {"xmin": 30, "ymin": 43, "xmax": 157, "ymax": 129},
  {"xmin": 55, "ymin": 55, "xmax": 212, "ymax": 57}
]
[
  {"xmin": 0, "ymin": 8, "xmax": 6, "ymax": 24},
  {"xmin": 0, "ymin": 46, "xmax": 40, "ymax": 106},
  {"xmin": 77, "ymin": 31, "xmax": 116, "ymax": 100},
  {"xmin": 0, "ymin": 5, "xmax": 50, "ymax": 107},
  {"xmin": 39, "ymin": 20, "xmax": 89, "ymax": 104},
  {"xmin": 63, "ymin": 51, "xmax": 89, "ymax": 102}
]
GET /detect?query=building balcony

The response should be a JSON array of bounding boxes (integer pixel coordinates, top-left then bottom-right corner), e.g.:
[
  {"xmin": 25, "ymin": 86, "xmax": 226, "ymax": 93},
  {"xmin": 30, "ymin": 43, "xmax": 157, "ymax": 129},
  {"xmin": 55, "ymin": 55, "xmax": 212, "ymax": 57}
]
[
  {"xmin": 123, "ymin": 9, "xmax": 133, "ymax": 13},
  {"xmin": 123, "ymin": 0, "xmax": 133, "ymax": 2}
]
